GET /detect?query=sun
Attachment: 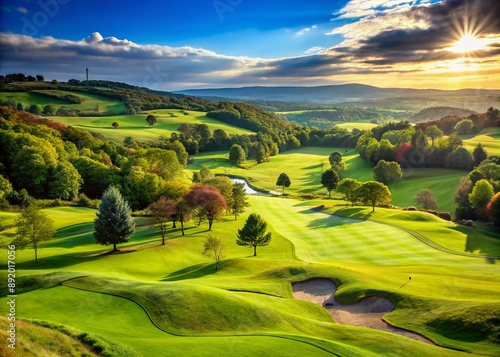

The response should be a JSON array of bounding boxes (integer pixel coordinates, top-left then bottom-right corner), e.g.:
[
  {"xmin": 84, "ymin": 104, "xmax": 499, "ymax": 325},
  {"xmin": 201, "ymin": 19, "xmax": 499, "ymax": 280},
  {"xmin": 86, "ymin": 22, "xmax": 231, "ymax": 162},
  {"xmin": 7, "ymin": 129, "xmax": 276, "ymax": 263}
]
[{"xmin": 449, "ymin": 34, "xmax": 486, "ymax": 53}]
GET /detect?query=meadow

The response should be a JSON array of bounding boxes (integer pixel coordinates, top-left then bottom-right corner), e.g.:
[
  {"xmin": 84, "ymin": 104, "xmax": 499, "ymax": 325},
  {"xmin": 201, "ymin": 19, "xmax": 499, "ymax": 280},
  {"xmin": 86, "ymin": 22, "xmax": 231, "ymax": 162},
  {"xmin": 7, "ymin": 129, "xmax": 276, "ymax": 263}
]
[
  {"xmin": 462, "ymin": 127, "xmax": 500, "ymax": 156},
  {"xmin": 53, "ymin": 109, "xmax": 254, "ymax": 144},
  {"xmin": 188, "ymin": 147, "xmax": 465, "ymax": 214},
  {"xmin": 0, "ymin": 196, "xmax": 499, "ymax": 356},
  {"xmin": 0, "ymin": 91, "xmax": 126, "ymax": 115}
]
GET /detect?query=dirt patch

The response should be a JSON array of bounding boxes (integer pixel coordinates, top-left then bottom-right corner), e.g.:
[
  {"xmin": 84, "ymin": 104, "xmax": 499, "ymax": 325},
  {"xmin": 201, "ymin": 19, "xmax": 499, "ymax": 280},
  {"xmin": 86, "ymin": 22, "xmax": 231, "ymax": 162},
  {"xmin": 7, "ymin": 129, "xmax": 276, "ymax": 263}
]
[{"xmin": 292, "ymin": 278, "xmax": 434, "ymax": 345}]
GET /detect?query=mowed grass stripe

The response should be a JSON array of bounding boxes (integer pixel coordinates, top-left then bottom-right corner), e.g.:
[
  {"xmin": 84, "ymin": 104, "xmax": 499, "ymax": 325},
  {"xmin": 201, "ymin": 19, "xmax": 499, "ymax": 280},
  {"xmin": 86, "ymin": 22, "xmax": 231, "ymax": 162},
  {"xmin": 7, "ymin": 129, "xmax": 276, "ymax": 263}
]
[{"xmin": 250, "ymin": 196, "xmax": 469, "ymax": 266}]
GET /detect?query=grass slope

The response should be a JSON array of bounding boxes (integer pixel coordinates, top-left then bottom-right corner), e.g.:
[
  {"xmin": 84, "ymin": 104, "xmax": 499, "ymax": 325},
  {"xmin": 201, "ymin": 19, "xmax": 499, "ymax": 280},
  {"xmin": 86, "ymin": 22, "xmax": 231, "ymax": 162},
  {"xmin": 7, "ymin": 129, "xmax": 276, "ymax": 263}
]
[
  {"xmin": 0, "ymin": 201, "xmax": 499, "ymax": 356},
  {"xmin": 53, "ymin": 109, "xmax": 253, "ymax": 144},
  {"xmin": 462, "ymin": 128, "xmax": 500, "ymax": 157},
  {"xmin": 0, "ymin": 91, "xmax": 126, "ymax": 115}
]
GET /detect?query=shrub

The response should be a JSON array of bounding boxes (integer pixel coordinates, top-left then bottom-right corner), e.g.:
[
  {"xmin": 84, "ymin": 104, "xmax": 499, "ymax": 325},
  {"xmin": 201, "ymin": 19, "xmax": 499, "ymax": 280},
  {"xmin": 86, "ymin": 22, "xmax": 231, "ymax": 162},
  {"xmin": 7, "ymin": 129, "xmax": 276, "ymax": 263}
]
[{"xmin": 404, "ymin": 206, "xmax": 417, "ymax": 211}]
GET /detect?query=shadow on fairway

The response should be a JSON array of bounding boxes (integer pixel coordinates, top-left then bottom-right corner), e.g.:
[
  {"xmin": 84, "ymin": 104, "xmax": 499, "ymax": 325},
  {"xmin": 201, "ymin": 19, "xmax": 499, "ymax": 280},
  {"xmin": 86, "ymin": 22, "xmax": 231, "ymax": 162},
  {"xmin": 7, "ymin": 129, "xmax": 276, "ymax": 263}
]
[{"xmin": 162, "ymin": 262, "xmax": 218, "ymax": 281}]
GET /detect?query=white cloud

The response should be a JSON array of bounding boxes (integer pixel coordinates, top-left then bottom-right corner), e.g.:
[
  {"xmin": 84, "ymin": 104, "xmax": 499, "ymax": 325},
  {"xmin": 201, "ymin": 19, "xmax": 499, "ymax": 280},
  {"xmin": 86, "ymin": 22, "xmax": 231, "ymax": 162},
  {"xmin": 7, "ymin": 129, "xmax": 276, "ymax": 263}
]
[
  {"xmin": 296, "ymin": 25, "xmax": 317, "ymax": 36},
  {"xmin": 336, "ymin": 0, "xmax": 417, "ymax": 18},
  {"xmin": 304, "ymin": 46, "xmax": 323, "ymax": 54}
]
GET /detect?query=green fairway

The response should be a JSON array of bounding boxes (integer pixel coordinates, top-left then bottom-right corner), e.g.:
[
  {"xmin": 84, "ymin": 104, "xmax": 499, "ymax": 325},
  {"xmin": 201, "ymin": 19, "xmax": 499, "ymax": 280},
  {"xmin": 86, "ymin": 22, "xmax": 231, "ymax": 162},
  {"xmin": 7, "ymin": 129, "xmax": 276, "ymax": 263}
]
[
  {"xmin": 0, "ymin": 91, "xmax": 126, "ymax": 114},
  {"xmin": 462, "ymin": 127, "xmax": 500, "ymax": 156},
  {"xmin": 52, "ymin": 109, "xmax": 253, "ymax": 144},
  {"xmin": 1, "ymin": 200, "xmax": 499, "ymax": 355}
]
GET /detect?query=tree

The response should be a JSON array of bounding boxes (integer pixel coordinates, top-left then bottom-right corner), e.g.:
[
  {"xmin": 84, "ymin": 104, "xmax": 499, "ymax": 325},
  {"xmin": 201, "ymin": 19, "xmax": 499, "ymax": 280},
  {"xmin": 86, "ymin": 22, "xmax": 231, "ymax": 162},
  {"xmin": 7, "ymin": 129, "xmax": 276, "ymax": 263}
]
[
  {"xmin": 36, "ymin": 74, "xmax": 44, "ymax": 82},
  {"xmin": 255, "ymin": 142, "xmax": 270, "ymax": 163},
  {"xmin": 146, "ymin": 114, "xmax": 157, "ymax": 126},
  {"xmin": 468, "ymin": 179, "xmax": 494, "ymax": 212},
  {"xmin": 329, "ymin": 152, "xmax": 342, "ymax": 166},
  {"xmin": 94, "ymin": 186, "xmax": 136, "ymax": 252},
  {"xmin": 43, "ymin": 104, "xmax": 57, "ymax": 116},
  {"xmin": 236, "ymin": 213, "xmax": 272, "ymax": 256},
  {"xmin": 321, "ymin": 169, "xmax": 339, "ymax": 198},
  {"xmin": 175, "ymin": 199, "xmax": 192, "ymax": 236},
  {"xmin": 199, "ymin": 166, "xmax": 214, "ymax": 181},
  {"xmin": 415, "ymin": 188, "xmax": 437, "ymax": 210},
  {"xmin": 185, "ymin": 185, "xmax": 227, "ymax": 231},
  {"xmin": 454, "ymin": 119, "xmax": 473, "ymax": 135},
  {"xmin": 16, "ymin": 102, "xmax": 23, "ymax": 111},
  {"xmin": 28, "ymin": 104, "xmax": 42, "ymax": 115},
  {"xmin": 276, "ymin": 173, "xmax": 291, "ymax": 193},
  {"xmin": 203, "ymin": 235, "xmax": 225, "ymax": 270},
  {"xmin": 486, "ymin": 192, "xmax": 500, "ymax": 226},
  {"xmin": 147, "ymin": 197, "xmax": 176, "ymax": 245},
  {"xmin": 373, "ymin": 160, "xmax": 402, "ymax": 184},
  {"xmin": 229, "ymin": 144, "xmax": 246, "ymax": 165},
  {"xmin": 112, "ymin": 122, "xmax": 119, "ymax": 129},
  {"xmin": 356, "ymin": 181, "xmax": 391, "ymax": 212},
  {"xmin": 337, "ymin": 178, "xmax": 360, "ymax": 206},
  {"xmin": 473, "ymin": 144, "xmax": 488, "ymax": 167},
  {"xmin": 12, "ymin": 205, "xmax": 55, "ymax": 262},
  {"xmin": 49, "ymin": 161, "xmax": 82, "ymax": 200},
  {"xmin": 425, "ymin": 125, "xmax": 443, "ymax": 146},
  {"xmin": 229, "ymin": 183, "xmax": 249, "ymax": 220}
]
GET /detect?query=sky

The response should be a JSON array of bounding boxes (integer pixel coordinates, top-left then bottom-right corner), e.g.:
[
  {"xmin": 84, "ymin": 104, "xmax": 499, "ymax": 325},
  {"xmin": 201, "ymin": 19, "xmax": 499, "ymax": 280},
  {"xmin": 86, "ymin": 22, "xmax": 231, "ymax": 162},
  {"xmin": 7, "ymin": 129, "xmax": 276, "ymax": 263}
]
[{"xmin": 0, "ymin": 0, "xmax": 499, "ymax": 91}]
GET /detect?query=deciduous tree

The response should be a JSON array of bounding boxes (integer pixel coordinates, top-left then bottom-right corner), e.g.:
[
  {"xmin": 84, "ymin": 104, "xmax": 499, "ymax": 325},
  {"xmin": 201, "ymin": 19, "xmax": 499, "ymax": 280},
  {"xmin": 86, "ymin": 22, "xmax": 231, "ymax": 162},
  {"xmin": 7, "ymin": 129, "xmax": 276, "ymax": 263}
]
[
  {"xmin": 415, "ymin": 188, "xmax": 437, "ymax": 210},
  {"xmin": 13, "ymin": 205, "xmax": 55, "ymax": 262},
  {"xmin": 185, "ymin": 185, "xmax": 226, "ymax": 231},
  {"xmin": 229, "ymin": 144, "xmax": 246, "ymax": 165},
  {"xmin": 356, "ymin": 181, "xmax": 391, "ymax": 212},
  {"xmin": 337, "ymin": 178, "xmax": 361, "ymax": 206},
  {"xmin": 146, "ymin": 114, "xmax": 157, "ymax": 126},
  {"xmin": 373, "ymin": 160, "xmax": 402, "ymax": 184},
  {"xmin": 321, "ymin": 169, "xmax": 339, "ymax": 198},
  {"xmin": 276, "ymin": 173, "xmax": 291, "ymax": 194},
  {"xmin": 425, "ymin": 125, "xmax": 443, "ymax": 146},
  {"xmin": 236, "ymin": 213, "xmax": 272, "ymax": 256},
  {"xmin": 94, "ymin": 186, "xmax": 136, "ymax": 252},
  {"xmin": 468, "ymin": 179, "xmax": 494, "ymax": 219},
  {"xmin": 487, "ymin": 192, "xmax": 500, "ymax": 226},
  {"xmin": 147, "ymin": 197, "xmax": 176, "ymax": 245},
  {"xmin": 203, "ymin": 235, "xmax": 225, "ymax": 270}
]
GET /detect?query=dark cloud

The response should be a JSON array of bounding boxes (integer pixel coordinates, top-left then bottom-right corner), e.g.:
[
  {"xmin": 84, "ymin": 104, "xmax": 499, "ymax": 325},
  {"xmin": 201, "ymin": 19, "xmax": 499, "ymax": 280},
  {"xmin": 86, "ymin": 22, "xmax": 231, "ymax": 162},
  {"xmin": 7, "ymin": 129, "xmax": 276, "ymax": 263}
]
[{"xmin": 351, "ymin": 0, "xmax": 500, "ymax": 65}]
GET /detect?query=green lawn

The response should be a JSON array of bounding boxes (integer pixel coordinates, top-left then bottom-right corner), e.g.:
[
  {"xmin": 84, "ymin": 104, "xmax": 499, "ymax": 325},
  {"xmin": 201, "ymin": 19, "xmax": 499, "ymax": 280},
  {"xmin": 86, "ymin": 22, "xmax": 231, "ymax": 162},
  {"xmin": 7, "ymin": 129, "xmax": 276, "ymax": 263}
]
[
  {"xmin": 335, "ymin": 122, "xmax": 378, "ymax": 131},
  {"xmin": 0, "ymin": 200, "xmax": 499, "ymax": 355}
]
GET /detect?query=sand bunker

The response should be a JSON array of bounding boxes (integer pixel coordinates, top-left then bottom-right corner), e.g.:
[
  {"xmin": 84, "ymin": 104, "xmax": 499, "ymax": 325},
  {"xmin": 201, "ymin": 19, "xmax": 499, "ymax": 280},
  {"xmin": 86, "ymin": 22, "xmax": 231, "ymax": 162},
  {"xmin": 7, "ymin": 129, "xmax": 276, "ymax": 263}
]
[{"xmin": 292, "ymin": 279, "xmax": 433, "ymax": 344}]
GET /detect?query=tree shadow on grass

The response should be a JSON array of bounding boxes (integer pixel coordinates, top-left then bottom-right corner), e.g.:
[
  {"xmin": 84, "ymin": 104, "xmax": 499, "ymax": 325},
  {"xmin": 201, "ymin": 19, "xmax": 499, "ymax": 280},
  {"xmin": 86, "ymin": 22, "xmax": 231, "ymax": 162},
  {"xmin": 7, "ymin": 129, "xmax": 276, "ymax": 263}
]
[
  {"xmin": 162, "ymin": 262, "xmax": 220, "ymax": 281},
  {"xmin": 453, "ymin": 226, "xmax": 500, "ymax": 261}
]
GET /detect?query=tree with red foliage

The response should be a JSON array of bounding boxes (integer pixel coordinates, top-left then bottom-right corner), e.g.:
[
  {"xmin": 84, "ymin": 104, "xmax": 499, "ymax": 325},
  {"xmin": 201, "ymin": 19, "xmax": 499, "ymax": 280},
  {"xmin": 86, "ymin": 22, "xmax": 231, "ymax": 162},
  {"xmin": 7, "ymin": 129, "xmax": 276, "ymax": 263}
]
[{"xmin": 185, "ymin": 185, "xmax": 227, "ymax": 231}]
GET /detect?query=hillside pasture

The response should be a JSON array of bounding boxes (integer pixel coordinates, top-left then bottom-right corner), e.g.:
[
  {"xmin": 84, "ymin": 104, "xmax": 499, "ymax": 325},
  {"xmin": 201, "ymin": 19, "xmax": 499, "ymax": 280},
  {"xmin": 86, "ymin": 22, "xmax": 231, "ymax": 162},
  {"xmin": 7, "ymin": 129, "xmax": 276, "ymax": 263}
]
[
  {"xmin": 462, "ymin": 127, "xmax": 500, "ymax": 157},
  {"xmin": 0, "ymin": 91, "xmax": 126, "ymax": 115},
  {"xmin": 53, "ymin": 109, "xmax": 254, "ymax": 144}
]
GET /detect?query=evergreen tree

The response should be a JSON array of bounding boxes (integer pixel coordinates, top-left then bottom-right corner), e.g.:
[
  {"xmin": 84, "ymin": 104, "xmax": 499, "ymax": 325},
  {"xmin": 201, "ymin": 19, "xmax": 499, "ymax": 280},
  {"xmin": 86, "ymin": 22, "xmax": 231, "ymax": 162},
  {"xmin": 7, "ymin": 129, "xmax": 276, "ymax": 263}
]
[
  {"xmin": 230, "ymin": 183, "xmax": 249, "ymax": 220},
  {"xmin": 94, "ymin": 186, "xmax": 136, "ymax": 252},
  {"xmin": 236, "ymin": 213, "xmax": 272, "ymax": 256},
  {"xmin": 473, "ymin": 144, "xmax": 488, "ymax": 167}
]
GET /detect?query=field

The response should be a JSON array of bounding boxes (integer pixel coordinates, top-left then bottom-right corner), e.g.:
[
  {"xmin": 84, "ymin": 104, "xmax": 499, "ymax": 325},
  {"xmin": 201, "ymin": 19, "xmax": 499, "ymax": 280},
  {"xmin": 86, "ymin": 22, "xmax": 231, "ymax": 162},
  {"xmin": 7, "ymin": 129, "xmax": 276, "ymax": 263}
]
[
  {"xmin": 0, "ymin": 91, "xmax": 126, "ymax": 115},
  {"xmin": 462, "ymin": 128, "xmax": 500, "ymax": 157},
  {"xmin": 52, "ymin": 109, "xmax": 254, "ymax": 144},
  {"xmin": 335, "ymin": 121, "xmax": 378, "ymax": 131},
  {"xmin": 1, "ymin": 199, "xmax": 499, "ymax": 356},
  {"xmin": 188, "ymin": 147, "xmax": 465, "ymax": 213}
]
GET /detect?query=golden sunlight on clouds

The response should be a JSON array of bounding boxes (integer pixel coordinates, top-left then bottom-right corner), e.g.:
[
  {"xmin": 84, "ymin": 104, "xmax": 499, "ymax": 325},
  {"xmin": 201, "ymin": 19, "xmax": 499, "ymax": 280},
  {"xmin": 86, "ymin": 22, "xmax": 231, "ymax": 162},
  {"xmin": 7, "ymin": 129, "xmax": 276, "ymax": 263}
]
[{"xmin": 449, "ymin": 34, "xmax": 488, "ymax": 53}]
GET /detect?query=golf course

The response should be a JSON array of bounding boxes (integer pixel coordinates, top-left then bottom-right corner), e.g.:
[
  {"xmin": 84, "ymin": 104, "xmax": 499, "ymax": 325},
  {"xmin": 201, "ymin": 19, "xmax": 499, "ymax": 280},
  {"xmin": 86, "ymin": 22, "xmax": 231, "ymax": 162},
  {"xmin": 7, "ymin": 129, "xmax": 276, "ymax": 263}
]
[{"xmin": 0, "ymin": 84, "xmax": 499, "ymax": 356}]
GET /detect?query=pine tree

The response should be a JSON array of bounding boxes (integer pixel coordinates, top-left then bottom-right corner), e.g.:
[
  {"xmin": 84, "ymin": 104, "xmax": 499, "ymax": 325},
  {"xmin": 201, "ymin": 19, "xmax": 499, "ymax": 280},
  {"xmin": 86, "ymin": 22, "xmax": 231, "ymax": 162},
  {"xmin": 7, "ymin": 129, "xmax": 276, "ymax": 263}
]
[
  {"xmin": 94, "ymin": 186, "xmax": 135, "ymax": 252},
  {"xmin": 236, "ymin": 213, "xmax": 272, "ymax": 256}
]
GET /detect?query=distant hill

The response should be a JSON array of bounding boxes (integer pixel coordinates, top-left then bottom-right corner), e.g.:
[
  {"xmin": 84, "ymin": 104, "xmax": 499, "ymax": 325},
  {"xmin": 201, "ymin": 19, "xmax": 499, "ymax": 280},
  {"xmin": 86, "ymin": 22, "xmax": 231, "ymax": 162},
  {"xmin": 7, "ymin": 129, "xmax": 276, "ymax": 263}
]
[
  {"xmin": 176, "ymin": 84, "xmax": 500, "ymax": 105},
  {"xmin": 410, "ymin": 107, "xmax": 477, "ymax": 123}
]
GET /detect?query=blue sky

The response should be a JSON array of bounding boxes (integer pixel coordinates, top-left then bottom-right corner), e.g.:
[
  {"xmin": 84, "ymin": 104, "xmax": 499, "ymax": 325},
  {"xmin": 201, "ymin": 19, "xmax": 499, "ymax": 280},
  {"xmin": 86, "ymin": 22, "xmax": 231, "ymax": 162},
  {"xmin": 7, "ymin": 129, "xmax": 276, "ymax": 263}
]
[{"xmin": 1, "ymin": 0, "xmax": 499, "ymax": 90}]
